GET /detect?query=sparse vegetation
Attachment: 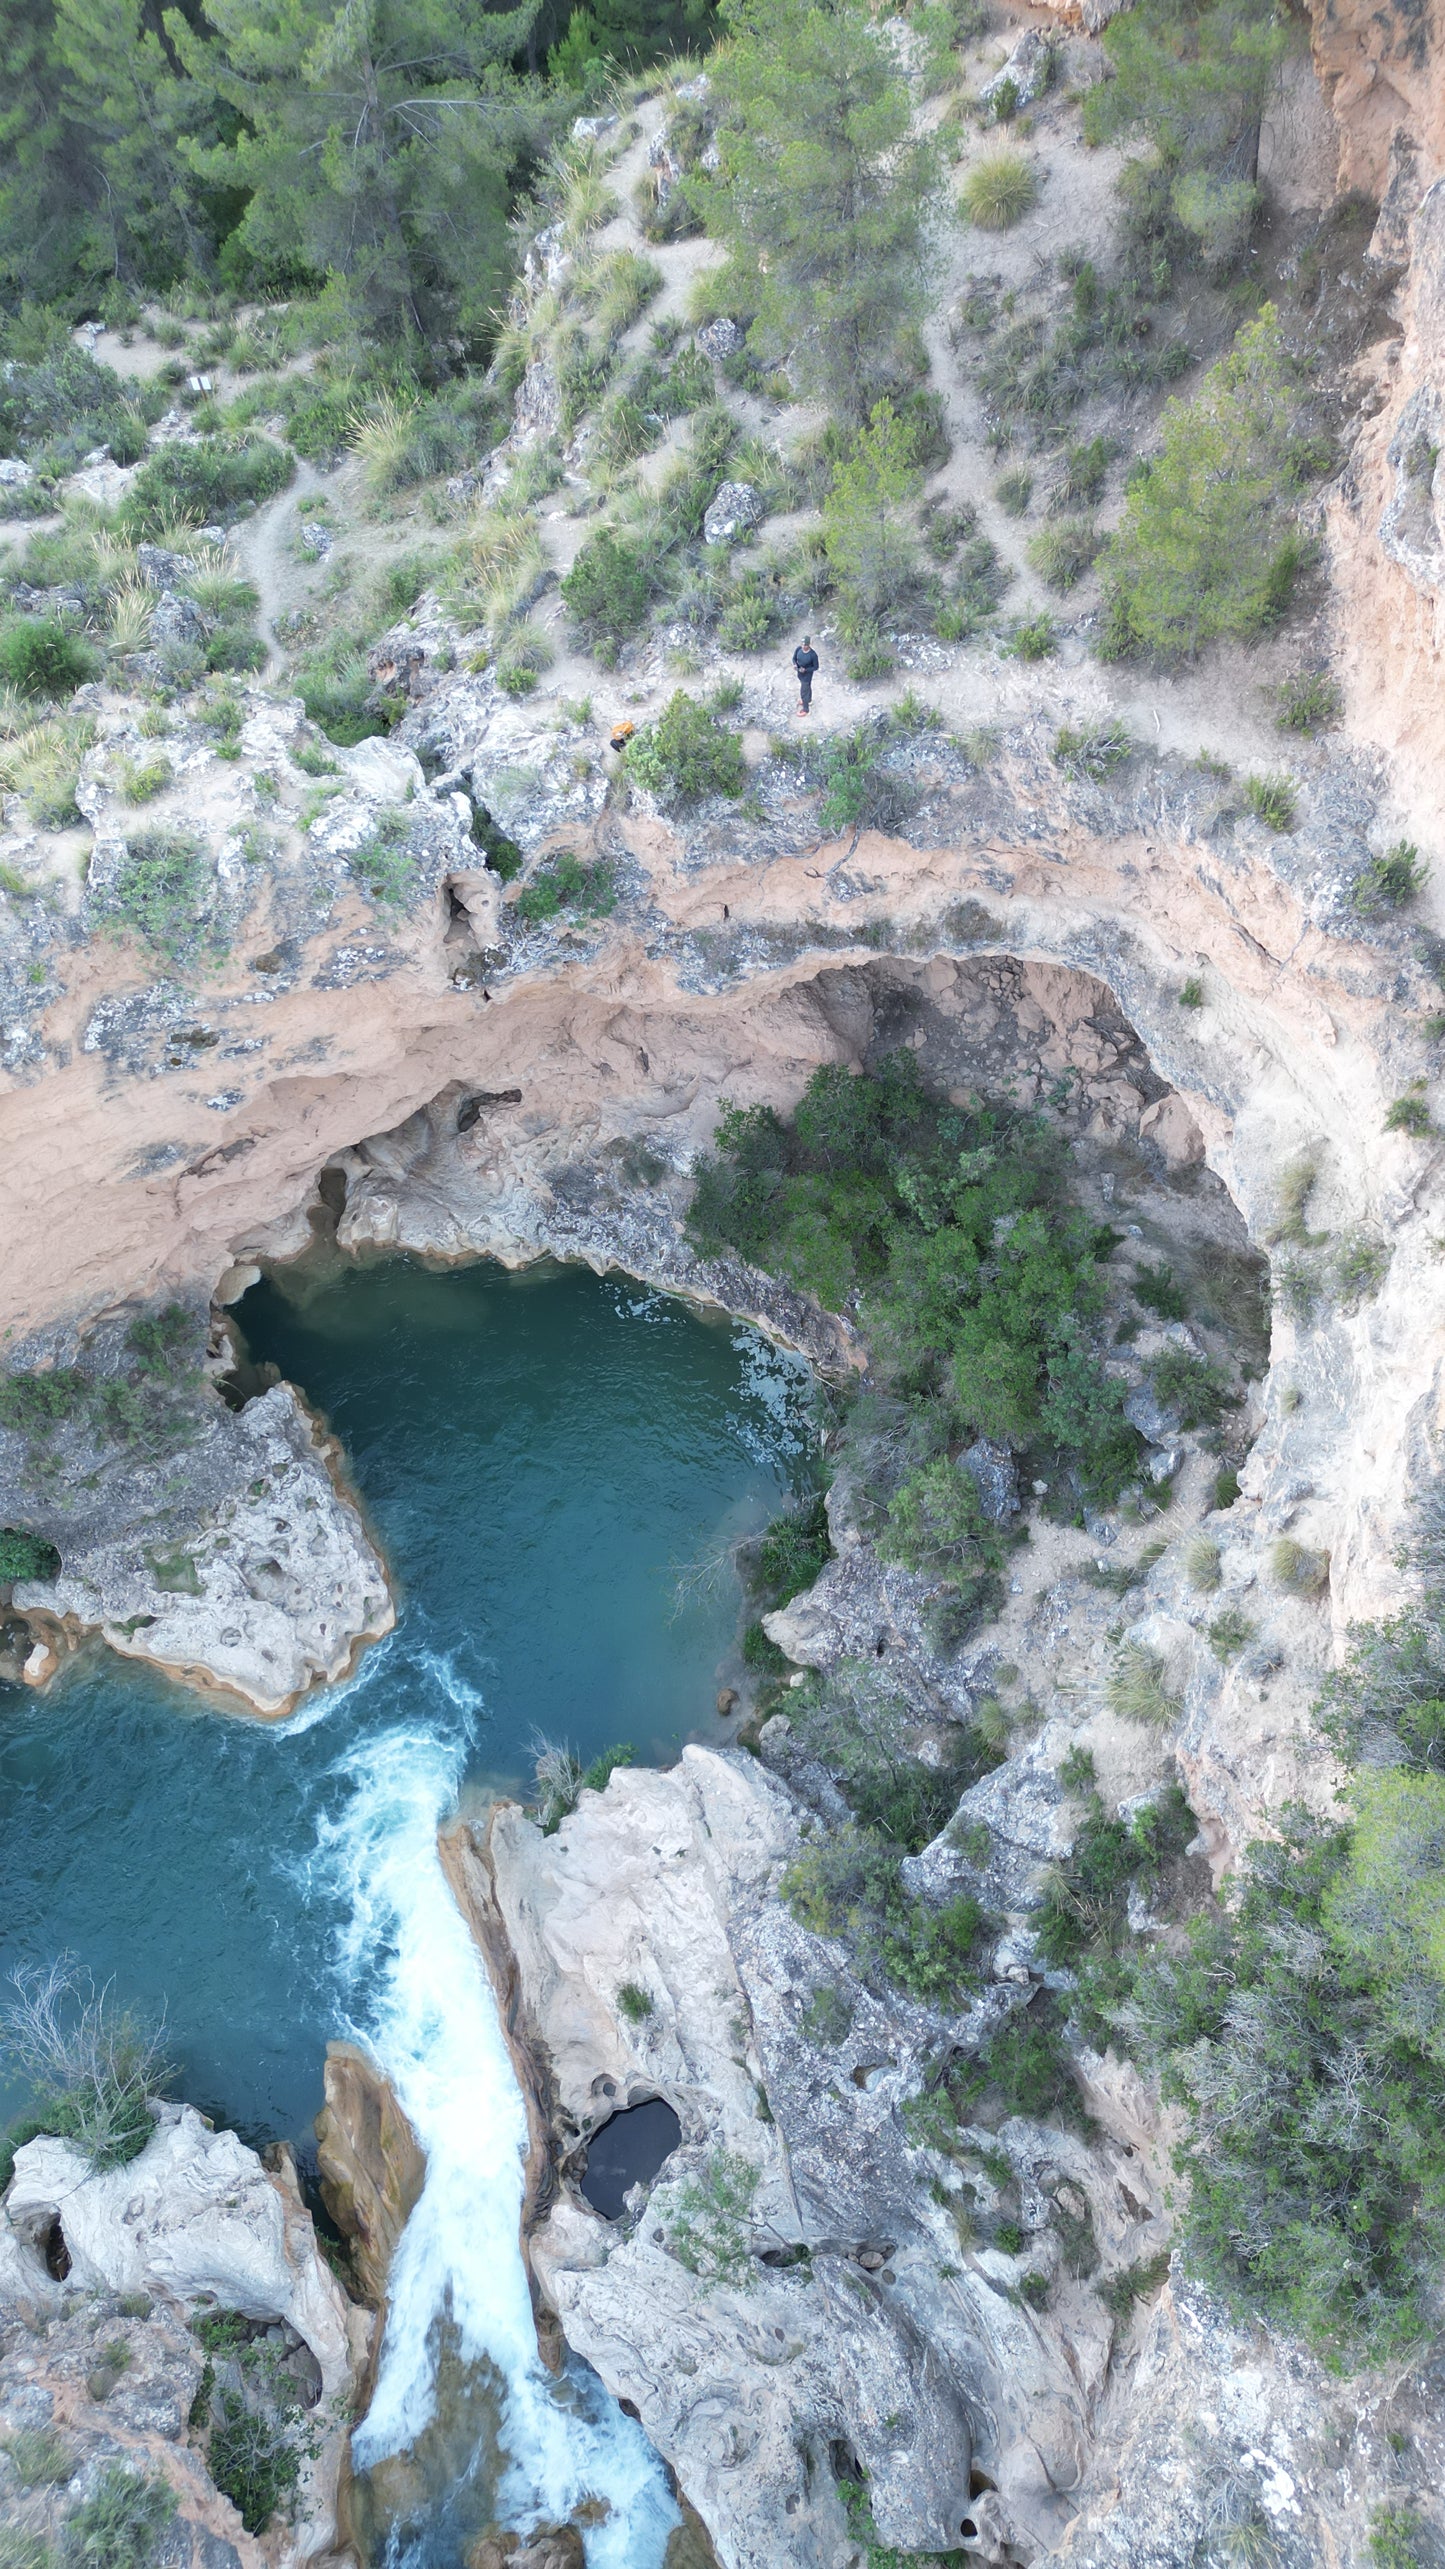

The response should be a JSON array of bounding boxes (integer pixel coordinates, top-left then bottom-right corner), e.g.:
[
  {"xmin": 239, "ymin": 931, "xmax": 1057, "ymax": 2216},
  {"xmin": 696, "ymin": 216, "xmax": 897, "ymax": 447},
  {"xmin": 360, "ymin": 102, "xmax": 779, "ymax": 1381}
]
[
  {"xmin": 1353, "ymin": 842, "xmax": 1430, "ymax": 915},
  {"xmin": 513, "ymin": 848, "xmax": 617, "ymax": 926},
  {"xmin": 0, "ymin": 1957, "xmax": 168, "ymax": 2176},
  {"xmin": 617, "ymin": 1982, "xmax": 654, "ymax": 2026},
  {"xmin": 665, "ymin": 2149, "xmax": 760, "ymax": 2287},
  {"xmin": 1107, "ymin": 1642, "xmax": 1180, "ymax": 1728},
  {"xmin": 1243, "ymin": 772, "xmax": 1297, "ymax": 832},
  {"xmin": 1053, "ymin": 720, "xmax": 1130, "ymax": 780},
  {"xmin": 961, "ymin": 152, "xmax": 1038, "ymax": 232},
  {"xmin": 62, "ymin": 2466, "xmax": 175, "ymax": 2569},
  {"xmin": 1274, "ymin": 670, "xmax": 1341, "ymax": 734},
  {"xmin": 90, "ymin": 829, "xmax": 219, "ymax": 965}
]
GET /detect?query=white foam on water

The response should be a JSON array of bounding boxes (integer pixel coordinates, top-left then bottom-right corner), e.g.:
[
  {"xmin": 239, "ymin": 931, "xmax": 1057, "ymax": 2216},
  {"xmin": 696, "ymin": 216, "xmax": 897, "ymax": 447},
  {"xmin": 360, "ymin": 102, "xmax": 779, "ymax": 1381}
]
[{"xmin": 310, "ymin": 1707, "xmax": 679, "ymax": 2565}]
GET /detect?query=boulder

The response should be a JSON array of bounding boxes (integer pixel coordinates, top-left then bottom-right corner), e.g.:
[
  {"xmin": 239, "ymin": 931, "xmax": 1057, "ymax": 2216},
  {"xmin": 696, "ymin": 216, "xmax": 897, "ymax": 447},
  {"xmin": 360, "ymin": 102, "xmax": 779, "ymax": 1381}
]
[
  {"xmin": 980, "ymin": 26, "xmax": 1053, "ymax": 114},
  {"xmin": 696, "ymin": 316, "xmax": 745, "ymax": 363},
  {"xmin": 702, "ymin": 480, "xmax": 763, "ymax": 545}
]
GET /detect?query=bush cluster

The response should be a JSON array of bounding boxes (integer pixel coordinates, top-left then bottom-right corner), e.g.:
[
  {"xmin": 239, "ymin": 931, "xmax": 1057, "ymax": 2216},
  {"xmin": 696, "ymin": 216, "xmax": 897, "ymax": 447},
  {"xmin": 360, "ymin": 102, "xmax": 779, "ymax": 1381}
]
[
  {"xmin": 120, "ymin": 436, "xmax": 294, "ymax": 537},
  {"xmin": 627, "ymin": 691, "xmax": 746, "ymax": 806}
]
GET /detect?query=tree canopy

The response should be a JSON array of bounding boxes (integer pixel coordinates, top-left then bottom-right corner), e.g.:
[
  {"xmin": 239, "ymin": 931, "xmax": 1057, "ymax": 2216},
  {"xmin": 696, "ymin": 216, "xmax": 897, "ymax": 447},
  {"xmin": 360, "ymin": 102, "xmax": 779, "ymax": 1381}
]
[{"xmin": 695, "ymin": 0, "xmax": 944, "ymax": 425}]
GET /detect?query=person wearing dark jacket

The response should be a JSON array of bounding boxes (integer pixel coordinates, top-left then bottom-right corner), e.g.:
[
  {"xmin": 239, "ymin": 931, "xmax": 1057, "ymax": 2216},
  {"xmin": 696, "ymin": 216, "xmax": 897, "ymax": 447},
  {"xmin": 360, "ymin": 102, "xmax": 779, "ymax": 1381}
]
[{"xmin": 792, "ymin": 635, "xmax": 819, "ymax": 716}]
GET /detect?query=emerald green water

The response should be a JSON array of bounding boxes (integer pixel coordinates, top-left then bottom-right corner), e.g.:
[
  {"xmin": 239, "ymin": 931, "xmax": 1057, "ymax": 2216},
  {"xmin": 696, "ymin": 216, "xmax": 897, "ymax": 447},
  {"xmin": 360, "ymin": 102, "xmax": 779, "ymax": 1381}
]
[{"xmin": 0, "ymin": 1258, "xmax": 812, "ymax": 2148}]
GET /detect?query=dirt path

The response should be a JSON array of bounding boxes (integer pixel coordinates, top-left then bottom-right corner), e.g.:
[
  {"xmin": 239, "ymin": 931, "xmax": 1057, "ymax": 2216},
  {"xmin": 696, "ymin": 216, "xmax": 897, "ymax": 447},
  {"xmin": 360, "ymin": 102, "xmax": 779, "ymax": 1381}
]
[{"xmin": 229, "ymin": 458, "xmax": 332, "ymax": 676}]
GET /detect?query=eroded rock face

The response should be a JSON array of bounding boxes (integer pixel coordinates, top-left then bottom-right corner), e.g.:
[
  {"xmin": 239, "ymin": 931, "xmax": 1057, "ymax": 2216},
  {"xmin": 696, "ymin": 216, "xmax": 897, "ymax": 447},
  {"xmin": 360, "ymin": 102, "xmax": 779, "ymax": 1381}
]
[
  {"xmin": 315, "ymin": 2039, "xmax": 427, "ymax": 2309},
  {"xmin": 0, "ymin": 2103, "xmax": 371, "ymax": 2563},
  {"xmin": 472, "ymin": 1749, "xmax": 1445, "ymax": 2569},
  {"xmin": 9, "ymin": 1379, "xmax": 393, "ymax": 1720},
  {"xmin": 5, "ymin": 2106, "xmax": 361, "ymax": 2396},
  {"xmin": 471, "ymin": 1749, "xmax": 1163, "ymax": 2569}
]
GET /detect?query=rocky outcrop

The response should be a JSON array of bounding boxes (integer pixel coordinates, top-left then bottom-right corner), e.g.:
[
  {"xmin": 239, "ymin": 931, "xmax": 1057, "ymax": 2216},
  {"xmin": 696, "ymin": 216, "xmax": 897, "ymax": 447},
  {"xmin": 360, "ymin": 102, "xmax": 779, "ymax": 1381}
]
[
  {"xmin": 315, "ymin": 2040, "xmax": 427, "ymax": 2310},
  {"xmin": 470, "ymin": 1748, "xmax": 1445, "ymax": 2569},
  {"xmin": 0, "ymin": 2289, "xmax": 266, "ymax": 2569},
  {"xmin": 7, "ymin": 1375, "xmax": 392, "ymax": 1720},
  {"xmin": 470, "ymin": 1749, "xmax": 1155, "ymax": 2569},
  {"xmin": 4, "ymin": 2106, "xmax": 364, "ymax": 2396},
  {"xmin": 0, "ymin": 2102, "xmax": 371, "ymax": 2563}
]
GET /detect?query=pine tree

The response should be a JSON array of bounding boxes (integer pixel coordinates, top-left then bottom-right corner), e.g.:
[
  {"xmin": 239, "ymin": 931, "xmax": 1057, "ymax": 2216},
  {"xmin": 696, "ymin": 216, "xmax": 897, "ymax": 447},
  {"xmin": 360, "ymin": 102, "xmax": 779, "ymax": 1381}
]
[
  {"xmin": 1100, "ymin": 305, "xmax": 1303, "ymax": 658},
  {"xmin": 177, "ymin": 0, "xmax": 548, "ymax": 346},
  {"xmin": 822, "ymin": 399, "xmax": 924, "ymax": 639},
  {"xmin": 694, "ymin": 0, "xmax": 944, "ymax": 426}
]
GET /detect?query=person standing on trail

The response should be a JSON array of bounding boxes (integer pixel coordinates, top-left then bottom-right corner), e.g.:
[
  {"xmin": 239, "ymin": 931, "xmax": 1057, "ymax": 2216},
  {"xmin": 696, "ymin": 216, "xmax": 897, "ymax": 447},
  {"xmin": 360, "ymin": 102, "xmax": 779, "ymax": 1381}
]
[{"xmin": 792, "ymin": 634, "xmax": 819, "ymax": 717}]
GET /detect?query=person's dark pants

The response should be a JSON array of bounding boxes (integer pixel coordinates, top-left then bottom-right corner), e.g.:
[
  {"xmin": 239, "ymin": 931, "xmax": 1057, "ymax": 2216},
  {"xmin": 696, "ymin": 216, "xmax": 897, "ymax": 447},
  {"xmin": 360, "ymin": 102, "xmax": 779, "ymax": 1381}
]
[{"xmin": 799, "ymin": 671, "xmax": 813, "ymax": 711}]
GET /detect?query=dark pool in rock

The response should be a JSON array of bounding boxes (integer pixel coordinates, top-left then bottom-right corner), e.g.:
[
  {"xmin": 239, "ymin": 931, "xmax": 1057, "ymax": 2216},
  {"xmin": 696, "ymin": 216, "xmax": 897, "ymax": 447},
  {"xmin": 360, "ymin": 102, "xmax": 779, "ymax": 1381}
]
[
  {"xmin": 0, "ymin": 1257, "xmax": 813, "ymax": 2145},
  {"xmin": 580, "ymin": 2100, "xmax": 684, "ymax": 2222}
]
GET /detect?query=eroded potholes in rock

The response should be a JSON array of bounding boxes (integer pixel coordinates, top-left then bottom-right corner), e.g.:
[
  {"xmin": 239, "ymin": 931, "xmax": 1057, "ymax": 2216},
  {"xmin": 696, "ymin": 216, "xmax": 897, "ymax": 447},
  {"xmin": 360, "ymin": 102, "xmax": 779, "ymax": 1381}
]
[{"xmin": 579, "ymin": 2098, "xmax": 683, "ymax": 2222}]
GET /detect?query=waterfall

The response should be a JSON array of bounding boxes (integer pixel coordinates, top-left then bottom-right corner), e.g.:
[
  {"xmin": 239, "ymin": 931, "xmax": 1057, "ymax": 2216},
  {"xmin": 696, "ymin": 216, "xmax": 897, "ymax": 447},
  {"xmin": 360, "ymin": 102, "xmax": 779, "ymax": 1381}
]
[{"xmin": 308, "ymin": 1676, "xmax": 679, "ymax": 2565}]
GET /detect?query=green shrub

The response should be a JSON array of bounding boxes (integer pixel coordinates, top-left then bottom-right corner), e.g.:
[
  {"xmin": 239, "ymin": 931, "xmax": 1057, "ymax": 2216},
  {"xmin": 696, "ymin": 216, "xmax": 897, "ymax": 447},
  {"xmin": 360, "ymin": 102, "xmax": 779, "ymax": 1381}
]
[
  {"xmin": 754, "ymin": 1495, "xmax": 831, "ymax": 1607},
  {"xmin": 1178, "ymin": 976, "xmax": 1204, "ymax": 1008},
  {"xmin": 1133, "ymin": 1261, "xmax": 1187, "ymax": 1320},
  {"xmin": 1003, "ymin": 612, "xmax": 1056, "ymax": 659},
  {"xmin": 1207, "ymin": 1606, "xmax": 1254, "ymax": 1661},
  {"xmin": 1385, "ymin": 1093, "xmax": 1434, "ymax": 1138},
  {"xmin": 1028, "ymin": 518, "xmax": 1100, "ymax": 592},
  {"xmin": 347, "ymin": 811, "xmax": 417, "ymax": 909},
  {"xmin": 1275, "ymin": 669, "xmax": 1341, "ymax": 733},
  {"xmin": 1185, "ymin": 1535, "xmax": 1221, "ymax": 1593},
  {"xmin": 1053, "ymin": 436, "xmax": 1112, "ymax": 511},
  {"xmin": 63, "ymin": 2465, "xmax": 175, "ymax": 2569},
  {"xmin": 559, "ymin": 527, "xmax": 657, "ymax": 649},
  {"xmin": 1353, "ymin": 841, "xmax": 1430, "ymax": 915},
  {"xmin": 4, "ymin": 2427, "xmax": 74, "ymax": 2487},
  {"xmin": 665, "ymin": 2149, "xmax": 759, "ymax": 2287},
  {"xmin": 121, "ymin": 436, "xmax": 294, "ymax": 535},
  {"xmin": 0, "ymin": 618, "xmax": 97, "ymax": 699},
  {"xmin": 0, "ymin": 1527, "xmax": 60, "ymax": 1581},
  {"xmin": 1053, "ymin": 719, "xmax": 1130, "ymax": 779},
  {"xmin": 1147, "ymin": 1348, "xmax": 1231, "ymax": 1430},
  {"xmin": 513, "ymin": 849, "xmax": 616, "ymax": 925},
  {"xmin": 206, "ymin": 2395, "xmax": 300, "ymax": 2535},
  {"xmin": 783, "ymin": 1827, "xmax": 988, "ymax": 2006},
  {"xmin": 1123, "ymin": 1814, "xmax": 1445, "ymax": 2356},
  {"xmin": 1368, "ymin": 2508, "xmax": 1428, "ymax": 2569},
  {"xmin": 1243, "ymin": 771, "xmax": 1296, "ymax": 831},
  {"xmin": 0, "ymin": 1958, "xmax": 166, "ymax": 2172},
  {"xmin": 741, "ymin": 1618, "xmax": 788, "ymax": 1675},
  {"xmin": 822, "ymin": 398, "xmax": 925, "ymax": 638},
  {"xmin": 961, "ymin": 151, "xmax": 1038, "ymax": 230},
  {"xmin": 1107, "ymin": 1642, "xmax": 1180, "ymax": 1727},
  {"xmin": 881, "ymin": 1458, "xmax": 1004, "ymax": 1627},
  {"xmin": 617, "ymin": 1981, "xmax": 654, "ymax": 2025},
  {"xmin": 92, "ymin": 832, "xmax": 217, "ymax": 965},
  {"xmin": 120, "ymin": 755, "xmax": 171, "ymax": 804},
  {"xmin": 1100, "ymin": 308, "xmax": 1311, "ymax": 659},
  {"xmin": 1098, "ymin": 2248, "xmax": 1171, "ymax": 2322},
  {"xmin": 688, "ymin": 1057, "xmax": 1143, "ymax": 1508},
  {"xmin": 1270, "ymin": 1536, "xmax": 1328, "ymax": 1596},
  {"xmin": 1036, "ymin": 1783, "xmax": 1194, "ymax": 1967},
  {"xmin": 716, "ymin": 572, "xmax": 783, "ymax": 652},
  {"xmin": 628, "ymin": 692, "xmax": 746, "ymax": 805},
  {"xmin": 800, "ymin": 1982, "xmax": 853, "ymax": 2046},
  {"xmin": 994, "ymin": 467, "xmax": 1033, "ymax": 516}
]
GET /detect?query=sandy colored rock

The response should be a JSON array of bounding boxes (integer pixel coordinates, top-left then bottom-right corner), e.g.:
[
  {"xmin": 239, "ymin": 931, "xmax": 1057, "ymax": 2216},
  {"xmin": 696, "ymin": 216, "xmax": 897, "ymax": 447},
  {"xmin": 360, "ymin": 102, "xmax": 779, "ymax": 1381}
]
[{"xmin": 315, "ymin": 2037, "xmax": 428, "ymax": 2309}]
